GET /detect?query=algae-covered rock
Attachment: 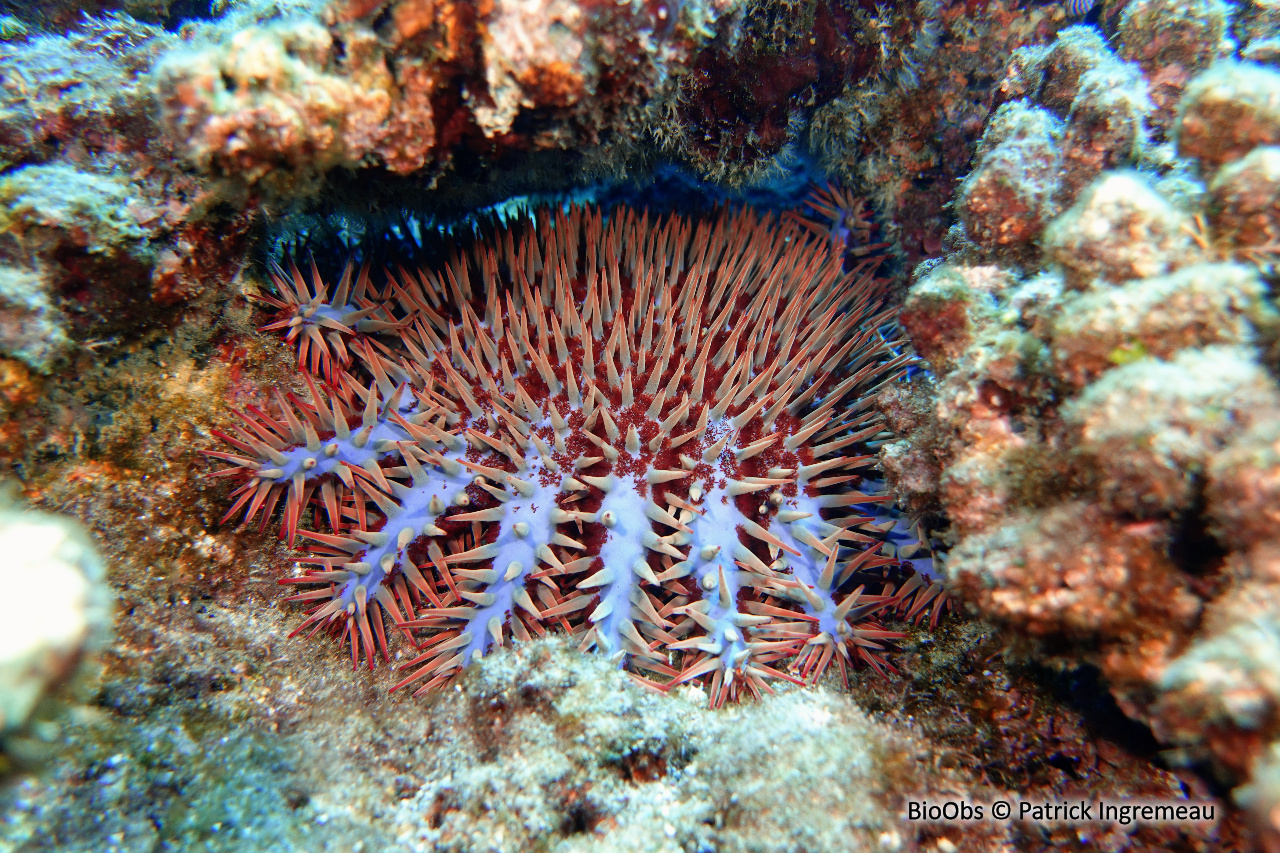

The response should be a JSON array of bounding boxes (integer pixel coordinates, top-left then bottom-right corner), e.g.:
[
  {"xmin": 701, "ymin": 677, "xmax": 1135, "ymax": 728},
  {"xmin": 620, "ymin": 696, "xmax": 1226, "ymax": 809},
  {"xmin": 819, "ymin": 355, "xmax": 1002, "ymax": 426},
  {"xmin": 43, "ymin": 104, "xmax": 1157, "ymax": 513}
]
[
  {"xmin": 387, "ymin": 638, "xmax": 998, "ymax": 853},
  {"xmin": 155, "ymin": 16, "xmax": 396, "ymax": 196},
  {"xmin": 945, "ymin": 501, "xmax": 1199, "ymax": 641},
  {"xmin": 1236, "ymin": 739, "xmax": 1280, "ymax": 846},
  {"xmin": 0, "ymin": 494, "xmax": 111, "ymax": 773},
  {"xmin": 889, "ymin": 9, "xmax": 1280, "ymax": 845},
  {"xmin": 1155, "ymin": 545, "xmax": 1280, "ymax": 812},
  {"xmin": 899, "ymin": 263, "xmax": 990, "ymax": 371},
  {"xmin": 1206, "ymin": 420, "xmax": 1280, "ymax": 549},
  {"xmin": 1066, "ymin": 346, "xmax": 1280, "ymax": 517},
  {"xmin": 1115, "ymin": 0, "xmax": 1232, "ymax": 79},
  {"xmin": 1158, "ymin": 551, "xmax": 1280, "ymax": 737},
  {"xmin": 957, "ymin": 101, "xmax": 1064, "ymax": 253},
  {"xmin": 1177, "ymin": 61, "xmax": 1280, "ymax": 170},
  {"xmin": 1060, "ymin": 58, "xmax": 1154, "ymax": 179},
  {"xmin": 0, "ymin": 266, "xmax": 70, "ymax": 373},
  {"xmin": 1042, "ymin": 171, "xmax": 1200, "ymax": 289},
  {"xmin": 1238, "ymin": 0, "xmax": 1280, "ymax": 63},
  {"xmin": 0, "ymin": 164, "xmax": 151, "ymax": 257},
  {"xmin": 1210, "ymin": 145, "xmax": 1280, "ymax": 256},
  {"xmin": 1025, "ymin": 26, "xmax": 1115, "ymax": 115},
  {"xmin": 1049, "ymin": 263, "xmax": 1272, "ymax": 387}
]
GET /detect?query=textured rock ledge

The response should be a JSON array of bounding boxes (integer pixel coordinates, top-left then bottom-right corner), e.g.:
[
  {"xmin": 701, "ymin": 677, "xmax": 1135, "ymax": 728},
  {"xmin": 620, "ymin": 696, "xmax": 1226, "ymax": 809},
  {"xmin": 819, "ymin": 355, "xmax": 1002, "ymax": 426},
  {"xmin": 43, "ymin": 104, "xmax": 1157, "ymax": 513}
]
[{"xmin": 884, "ymin": 7, "xmax": 1280, "ymax": 844}]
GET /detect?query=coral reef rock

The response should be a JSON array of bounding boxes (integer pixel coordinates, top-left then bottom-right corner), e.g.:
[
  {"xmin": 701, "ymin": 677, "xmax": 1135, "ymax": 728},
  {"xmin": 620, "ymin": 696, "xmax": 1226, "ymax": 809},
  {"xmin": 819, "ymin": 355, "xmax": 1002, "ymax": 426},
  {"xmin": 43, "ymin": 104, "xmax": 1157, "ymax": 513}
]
[
  {"xmin": 386, "ymin": 637, "xmax": 998, "ymax": 853},
  {"xmin": 888, "ymin": 10, "xmax": 1280, "ymax": 843},
  {"xmin": 5, "ymin": 0, "xmax": 1276, "ymax": 850},
  {"xmin": 0, "ymin": 0, "xmax": 1067, "ymax": 393}
]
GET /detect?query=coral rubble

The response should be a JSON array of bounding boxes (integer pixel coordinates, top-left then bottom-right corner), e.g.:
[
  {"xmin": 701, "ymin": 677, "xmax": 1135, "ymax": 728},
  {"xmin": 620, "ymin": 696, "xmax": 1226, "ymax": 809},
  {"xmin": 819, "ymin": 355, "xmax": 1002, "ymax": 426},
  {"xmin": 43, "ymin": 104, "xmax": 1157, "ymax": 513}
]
[
  {"xmin": 3, "ymin": 635, "xmax": 1010, "ymax": 852},
  {"xmin": 386, "ymin": 638, "xmax": 993, "ymax": 853}
]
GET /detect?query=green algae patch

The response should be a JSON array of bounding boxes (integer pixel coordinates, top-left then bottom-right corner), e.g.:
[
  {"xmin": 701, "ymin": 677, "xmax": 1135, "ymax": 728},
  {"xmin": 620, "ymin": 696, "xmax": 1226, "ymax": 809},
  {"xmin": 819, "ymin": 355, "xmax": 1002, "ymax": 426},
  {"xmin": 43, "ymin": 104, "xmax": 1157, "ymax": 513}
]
[{"xmin": 1107, "ymin": 341, "xmax": 1149, "ymax": 365}]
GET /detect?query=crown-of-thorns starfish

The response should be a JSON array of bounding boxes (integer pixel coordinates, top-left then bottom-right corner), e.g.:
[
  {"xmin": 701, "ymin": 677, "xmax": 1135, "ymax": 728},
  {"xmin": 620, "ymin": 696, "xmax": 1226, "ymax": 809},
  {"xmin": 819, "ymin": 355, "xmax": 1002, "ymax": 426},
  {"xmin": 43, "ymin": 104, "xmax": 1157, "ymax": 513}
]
[{"xmin": 206, "ymin": 203, "xmax": 947, "ymax": 707}]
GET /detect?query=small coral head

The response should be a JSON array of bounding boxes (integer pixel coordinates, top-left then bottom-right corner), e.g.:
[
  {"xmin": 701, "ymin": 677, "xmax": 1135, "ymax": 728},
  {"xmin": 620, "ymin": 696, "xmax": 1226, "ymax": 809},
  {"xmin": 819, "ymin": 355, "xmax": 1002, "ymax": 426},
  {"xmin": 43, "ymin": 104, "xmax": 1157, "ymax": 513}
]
[{"xmin": 208, "ymin": 203, "xmax": 940, "ymax": 704}]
